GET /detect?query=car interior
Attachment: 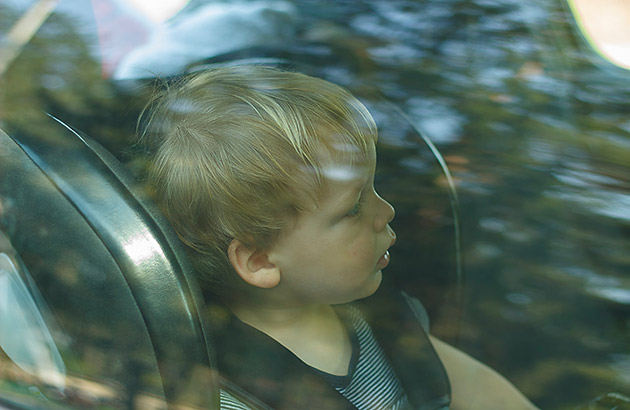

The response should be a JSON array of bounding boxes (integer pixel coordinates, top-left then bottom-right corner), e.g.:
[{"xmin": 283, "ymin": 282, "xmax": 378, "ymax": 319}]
[{"xmin": 0, "ymin": 112, "xmax": 272, "ymax": 409}]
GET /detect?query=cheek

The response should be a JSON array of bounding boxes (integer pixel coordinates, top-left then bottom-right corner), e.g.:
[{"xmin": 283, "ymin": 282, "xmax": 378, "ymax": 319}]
[
  {"xmin": 349, "ymin": 242, "xmax": 366, "ymax": 259},
  {"xmin": 347, "ymin": 232, "xmax": 376, "ymax": 261}
]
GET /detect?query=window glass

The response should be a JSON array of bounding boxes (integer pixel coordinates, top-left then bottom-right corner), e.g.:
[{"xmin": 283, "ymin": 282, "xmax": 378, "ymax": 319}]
[
  {"xmin": 567, "ymin": 0, "xmax": 630, "ymax": 70},
  {"xmin": 0, "ymin": 251, "xmax": 66, "ymax": 398},
  {"xmin": 1, "ymin": 1, "xmax": 628, "ymax": 409},
  {"xmin": 0, "ymin": 154, "xmax": 164, "ymax": 409}
]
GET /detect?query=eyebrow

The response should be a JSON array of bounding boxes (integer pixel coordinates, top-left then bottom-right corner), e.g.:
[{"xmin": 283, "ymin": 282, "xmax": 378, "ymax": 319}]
[
  {"xmin": 336, "ymin": 181, "xmax": 364, "ymax": 210},
  {"xmin": 347, "ymin": 184, "xmax": 364, "ymax": 202},
  {"xmin": 319, "ymin": 165, "xmax": 370, "ymax": 210}
]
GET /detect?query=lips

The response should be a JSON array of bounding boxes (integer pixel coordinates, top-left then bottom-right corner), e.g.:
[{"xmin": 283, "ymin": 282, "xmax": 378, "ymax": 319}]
[
  {"xmin": 376, "ymin": 250, "xmax": 390, "ymax": 269},
  {"xmin": 377, "ymin": 236, "xmax": 396, "ymax": 270}
]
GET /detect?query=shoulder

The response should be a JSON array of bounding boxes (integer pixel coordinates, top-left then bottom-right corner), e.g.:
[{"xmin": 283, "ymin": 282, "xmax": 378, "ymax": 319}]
[
  {"xmin": 400, "ymin": 290, "xmax": 431, "ymax": 333},
  {"xmin": 354, "ymin": 285, "xmax": 452, "ymax": 408},
  {"xmin": 357, "ymin": 283, "xmax": 432, "ymax": 334}
]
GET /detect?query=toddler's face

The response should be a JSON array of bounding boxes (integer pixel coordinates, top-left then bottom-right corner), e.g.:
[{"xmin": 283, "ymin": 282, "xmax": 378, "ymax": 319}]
[{"xmin": 266, "ymin": 143, "xmax": 396, "ymax": 306}]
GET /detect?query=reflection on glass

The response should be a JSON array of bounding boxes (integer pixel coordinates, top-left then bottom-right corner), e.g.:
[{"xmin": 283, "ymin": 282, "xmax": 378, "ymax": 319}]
[
  {"xmin": 568, "ymin": 0, "xmax": 630, "ymax": 69},
  {"xmin": 126, "ymin": 0, "xmax": 191, "ymax": 23},
  {"xmin": 0, "ymin": 0, "xmax": 627, "ymax": 408},
  {"xmin": 0, "ymin": 0, "xmax": 57, "ymax": 77},
  {"xmin": 0, "ymin": 252, "xmax": 66, "ymax": 392}
]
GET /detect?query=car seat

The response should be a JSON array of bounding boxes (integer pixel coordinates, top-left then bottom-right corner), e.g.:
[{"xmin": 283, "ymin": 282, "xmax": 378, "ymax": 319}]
[{"xmin": 0, "ymin": 112, "xmax": 269, "ymax": 409}]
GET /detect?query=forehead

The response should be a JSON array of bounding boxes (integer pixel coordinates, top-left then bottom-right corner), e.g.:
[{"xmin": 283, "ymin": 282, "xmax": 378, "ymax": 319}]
[
  {"xmin": 316, "ymin": 137, "xmax": 376, "ymax": 172},
  {"xmin": 314, "ymin": 147, "xmax": 375, "ymax": 205},
  {"xmin": 273, "ymin": 149, "xmax": 375, "ymax": 243},
  {"xmin": 283, "ymin": 135, "xmax": 376, "ymax": 216}
]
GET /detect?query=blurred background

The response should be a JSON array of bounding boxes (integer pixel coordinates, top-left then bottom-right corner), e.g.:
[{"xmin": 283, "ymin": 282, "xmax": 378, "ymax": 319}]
[{"xmin": 1, "ymin": 1, "xmax": 628, "ymax": 409}]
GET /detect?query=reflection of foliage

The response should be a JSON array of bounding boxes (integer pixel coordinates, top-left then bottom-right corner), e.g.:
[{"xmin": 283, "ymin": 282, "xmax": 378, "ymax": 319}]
[
  {"xmin": 0, "ymin": 5, "xmax": 140, "ymax": 157},
  {"xmin": 0, "ymin": 8, "xmax": 160, "ymax": 406},
  {"xmin": 520, "ymin": 360, "xmax": 630, "ymax": 410},
  {"xmin": 574, "ymin": 393, "xmax": 630, "ymax": 410},
  {"xmin": 294, "ymin": 1, "xmax": 630, "ymax": 408},
  {"xmin": 1, "ymin": 1, "xmax": 628, "ymax": 409}
]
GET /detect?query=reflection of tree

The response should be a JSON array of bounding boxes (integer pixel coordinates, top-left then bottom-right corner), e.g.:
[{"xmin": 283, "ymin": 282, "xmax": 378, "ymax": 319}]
[
  {"xmin": 294, "ymin": 1, "xmax": 630, "ymax": 407},
  {"xmin": 0, "ymin": 0, "xmax": 628, "ymax": 408},
  {"xmin": 0, "ymin": 157, "xmax": 160, "ymax": 408},
  {"xmin": 0, "ymin": 8, "xmax": 160, "ymax": 406},
  {"xmin": 0, "ymin": 3, "xmax": 140, "ymax": 158},
  {"xmin": 0, "ymin": 0, "xmax": 58, "ymax": 78}
]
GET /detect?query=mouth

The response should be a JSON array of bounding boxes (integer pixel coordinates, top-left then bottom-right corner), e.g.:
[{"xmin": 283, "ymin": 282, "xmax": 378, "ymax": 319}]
[
  {"xmin": 376, "ymin": 236, "xmax": 396, "ymax": 270},
  {"xmin": 376, "ymin": 250, "xmax": 390, "ymax": 269}
]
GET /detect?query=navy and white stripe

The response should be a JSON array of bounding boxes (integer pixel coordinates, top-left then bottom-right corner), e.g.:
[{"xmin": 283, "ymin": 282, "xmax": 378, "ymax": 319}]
[
  {"xmin": 329, "ymin": 306, "xmax": 409, "ymax": 410},
  {"xmin": 219, "ymin": 297, "xmax": 430, "ymax": 409},
  {"xmin": 220, "ymin": 389, "xmax": 253, "ymax": 410}
]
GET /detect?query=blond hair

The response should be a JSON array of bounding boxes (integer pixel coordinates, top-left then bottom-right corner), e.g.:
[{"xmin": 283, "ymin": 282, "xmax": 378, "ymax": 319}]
[{"xmin": 138, "ymin": 66, "xmax": 377, "ymax": 290}]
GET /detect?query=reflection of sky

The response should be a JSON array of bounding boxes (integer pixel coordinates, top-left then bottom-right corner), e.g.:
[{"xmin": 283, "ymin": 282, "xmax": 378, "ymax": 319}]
[
  {"xmin": 111, "ymin": 0, "xmax": 298, "ymax": 79},
  {"xmin": 123, "ymin": 0, "xmax": 190, "ymax": 23},
  {"xmin": 562, "ymin": 266, "xmax": 630, "ymax": 305},
  {"xmin": 547, "ymin": 189, "xmax": 630, "ymax": 222},
  {"xmin": 406, "ymin": 97, "xmax": 465, "ymax": 144},
  {"xmin": 549, "ymin": 165, "xmax": 630, "ymax": 222},
  {"xmin": 3, "ymin": 0, "xmax": 298, "ymax": 79}
]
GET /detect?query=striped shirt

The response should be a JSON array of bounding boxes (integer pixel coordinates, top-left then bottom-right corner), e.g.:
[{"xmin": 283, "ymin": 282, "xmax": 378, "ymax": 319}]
[
  {"xmin": 219, "ymin": 389, "xmax": 253, "ymax": 410},
  {"xmin": 220, "ymin": 294, "xmax": 433, "ymax": 409},
  {"xmin": 317, "ymin": 306, "xmax": 411, "ymax": 410}
]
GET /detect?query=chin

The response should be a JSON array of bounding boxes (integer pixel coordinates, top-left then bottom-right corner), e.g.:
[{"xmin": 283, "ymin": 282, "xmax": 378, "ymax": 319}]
[
  {"xmin": 373, "ymin": 270, "xmax": 383, "ymax": 290},
  {"xmin": 357, "ymin": 271, "xmax": 383, "ymax": 300}
]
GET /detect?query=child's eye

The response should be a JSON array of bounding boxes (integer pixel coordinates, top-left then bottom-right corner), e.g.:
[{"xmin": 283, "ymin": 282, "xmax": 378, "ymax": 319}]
[{"xmin": 346, "ymin": 200, "xmax": 363, "ymax": 217}]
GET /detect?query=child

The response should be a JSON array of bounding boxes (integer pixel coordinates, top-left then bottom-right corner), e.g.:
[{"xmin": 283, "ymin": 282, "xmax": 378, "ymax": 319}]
[{"xmin": 138, "ymin": 66, "xmax": 538, "ymax": 410}]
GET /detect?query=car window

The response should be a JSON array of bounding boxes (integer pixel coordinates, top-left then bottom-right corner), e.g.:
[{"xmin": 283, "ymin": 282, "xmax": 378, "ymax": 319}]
[
  {"xmin": 1, "ymin": 1, "xmax": 628, "ymax": 409},
  {"xmin": 0, "ymin": 251, "xmax": 66, "ymax": 396}
]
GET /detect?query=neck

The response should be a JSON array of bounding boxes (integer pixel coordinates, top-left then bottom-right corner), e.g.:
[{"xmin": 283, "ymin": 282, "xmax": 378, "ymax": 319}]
[
  {"xmin": 230, "ymin": 300, "xmax": 326, "ymax": 332},
  {"xmin": 229, "ymin": 301, "xmax": 353, "ymax": 376}
]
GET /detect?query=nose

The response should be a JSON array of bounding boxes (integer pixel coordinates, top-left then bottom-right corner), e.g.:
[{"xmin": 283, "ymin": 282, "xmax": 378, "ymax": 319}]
[{"xmin": 374, "ymin": 192, "xmax": 395, "ymax": 232}]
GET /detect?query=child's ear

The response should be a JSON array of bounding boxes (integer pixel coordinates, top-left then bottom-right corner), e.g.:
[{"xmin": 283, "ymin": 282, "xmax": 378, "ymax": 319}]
[{"xmin": 227, "ymin": 239, "xmax": 281, "ymax": 289}]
